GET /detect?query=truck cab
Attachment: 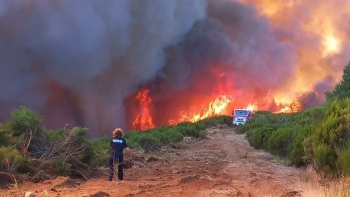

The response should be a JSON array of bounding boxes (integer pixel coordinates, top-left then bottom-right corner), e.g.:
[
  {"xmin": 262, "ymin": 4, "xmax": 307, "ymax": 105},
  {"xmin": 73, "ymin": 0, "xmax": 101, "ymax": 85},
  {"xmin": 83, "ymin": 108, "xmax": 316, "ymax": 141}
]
[{"xmin": 232, "ymin": 109, "xmax": 253, "ymax": 126}]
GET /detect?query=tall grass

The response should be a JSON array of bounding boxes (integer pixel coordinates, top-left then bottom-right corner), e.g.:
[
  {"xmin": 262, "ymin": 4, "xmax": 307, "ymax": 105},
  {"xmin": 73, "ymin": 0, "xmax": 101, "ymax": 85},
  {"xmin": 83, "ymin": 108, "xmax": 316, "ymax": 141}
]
[
  {"xmin": 295, "ymin": 167, "xmax": 350, "ymax": 197},
  {"xmin": 254, "ymin": 168, "xmax": 350, "ymax": 197}
]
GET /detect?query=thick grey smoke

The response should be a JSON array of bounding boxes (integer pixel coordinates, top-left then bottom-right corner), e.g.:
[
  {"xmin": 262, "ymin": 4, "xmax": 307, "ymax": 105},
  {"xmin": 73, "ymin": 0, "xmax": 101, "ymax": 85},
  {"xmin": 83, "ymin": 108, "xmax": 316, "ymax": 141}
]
[
  {"xmin": 155, "ymin": 0, "xmax": 298, "ymax": 89},
  {"xmin": 0, "ymin": 0, "xmax": 348, "ymax": 137},
  {"xmin": 0, "ymin": 0, "xmax": 207, "ymax": 137},
  {"xmin": 147, "ymin": 0, "xmax": 298, "ymax": 123}
]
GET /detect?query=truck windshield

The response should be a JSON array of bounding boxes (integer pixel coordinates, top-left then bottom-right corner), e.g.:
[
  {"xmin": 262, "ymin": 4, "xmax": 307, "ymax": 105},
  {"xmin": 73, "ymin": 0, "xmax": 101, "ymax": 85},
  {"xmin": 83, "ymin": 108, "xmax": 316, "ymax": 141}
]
[{"xmin": 234, "ymin": 110, "xmax": 249, "ymax": 117}]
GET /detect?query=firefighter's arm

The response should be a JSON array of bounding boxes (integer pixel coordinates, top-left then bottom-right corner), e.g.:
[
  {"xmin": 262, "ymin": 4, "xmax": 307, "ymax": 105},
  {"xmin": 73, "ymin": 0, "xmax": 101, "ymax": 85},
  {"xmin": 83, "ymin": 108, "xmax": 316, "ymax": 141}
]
[{"xmin": 126, "ymin": 147, "xmax": 132, "ymax": 158}]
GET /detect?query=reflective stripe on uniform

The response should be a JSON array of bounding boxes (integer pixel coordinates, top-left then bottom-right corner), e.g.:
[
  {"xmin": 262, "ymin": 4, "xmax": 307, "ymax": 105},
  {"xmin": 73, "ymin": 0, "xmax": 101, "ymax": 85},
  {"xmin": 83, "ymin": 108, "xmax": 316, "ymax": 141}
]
[{"xmin": 112, "ymin": 139, "xmax": 123, "ymax": 143}]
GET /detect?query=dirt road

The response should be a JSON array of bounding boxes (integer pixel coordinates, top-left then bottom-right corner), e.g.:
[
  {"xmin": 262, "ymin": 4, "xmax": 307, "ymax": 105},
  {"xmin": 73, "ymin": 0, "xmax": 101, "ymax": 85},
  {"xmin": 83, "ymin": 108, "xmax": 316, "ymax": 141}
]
[{"xmin": 1, "ymin": 126, "xmax": 304, "ymax": 197}]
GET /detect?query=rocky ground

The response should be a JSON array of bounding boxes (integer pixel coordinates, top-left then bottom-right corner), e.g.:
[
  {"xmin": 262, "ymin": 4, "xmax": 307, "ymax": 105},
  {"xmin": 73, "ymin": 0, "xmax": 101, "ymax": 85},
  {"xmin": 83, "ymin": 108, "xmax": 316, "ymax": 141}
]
[{"xmin": 0, "ymin": 126, "xmax": 306, "ymax": 197}]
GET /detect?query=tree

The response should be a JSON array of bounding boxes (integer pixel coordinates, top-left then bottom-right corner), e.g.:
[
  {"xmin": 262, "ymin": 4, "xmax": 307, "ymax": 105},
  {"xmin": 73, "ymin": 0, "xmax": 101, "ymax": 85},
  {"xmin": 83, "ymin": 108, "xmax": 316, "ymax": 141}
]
[{"xmin": 326, "ymin": 62, "xmax": 350, "ymax": 101}]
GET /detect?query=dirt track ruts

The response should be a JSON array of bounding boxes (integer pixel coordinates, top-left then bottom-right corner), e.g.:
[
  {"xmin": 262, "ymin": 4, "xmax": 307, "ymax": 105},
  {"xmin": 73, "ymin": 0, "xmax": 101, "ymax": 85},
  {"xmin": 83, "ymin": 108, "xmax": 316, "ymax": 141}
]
[{"xmin": 0, "ymin": 126, "xmax": 304, "ymax": 197}]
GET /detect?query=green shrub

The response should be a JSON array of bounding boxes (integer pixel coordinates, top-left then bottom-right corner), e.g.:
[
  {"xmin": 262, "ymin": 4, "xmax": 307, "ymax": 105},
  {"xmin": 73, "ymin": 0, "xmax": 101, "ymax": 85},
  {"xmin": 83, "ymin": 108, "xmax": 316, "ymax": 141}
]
[
  {"xmin": 289, "ymin": 125, "xmax": 313, "ymax": 167},
  {"xmin": 267, "ymin": 127, "xmax": 292, "ymax": 156},
  {"xmin": 199, "ymin": 118, "xmax": 218, "ymax": 126},
  {"xmin": 311, "ymin": 99, "xmax": 350, "ymax": 176},
  {"xmin": 336, "ymin": 140, "xmax": 350, "ymax": 175},
  {"xmin": 239, "ymin": 106, "xmax": 329, "ymax": 170},
  {"xmin": 46, "ymin": 127, "xmax": 94, "ymax": 164},
  {"xmin": 209, "ymin": 115, "xmax": 232, "ymax": 125},
  {"xmin": 237, "ymin": 122, "xmax": 260, "ymax": 134},
  {"xmin": 177, "ymin": 122, "xmax": 193, "ymax": 127},
  {"xmin": 183, "ymin": 125, "xmax": 201, "ymax": 138},
  {"xmin": 124, "ymin": 130, "xmax": 141, "ymax": 148},
  {"xmin": 137, "ymin": 134, "xmax": 160, "ymax": 151},
  {"xmin": 175, "ymin": 122, "xmax": 206, "ymax": 139},
  {"xmin": 2, "ymin": 107, "xmax": 52, "ymax": 159},
  {"xmin": 124, "ymin": 130, "xmax": 141, "ymax": 139},
  {"xmin": 325, "ymin": 62, "xmax": 350, "ymax": 101},
  {"xmin": 0, "ymin": 127, "xmax": 11, "ymax": 146},
  {"xmin": 91, "ymin": 135, "xmax": 110, "ymax": 150},
  {"xmin": 0, "ymin": 146, "xmax": 29, "ymax": 173},
  {"xmin": 237, "ymin": 111, "xmax": 279, "ymax": 134},
  {"xmin": 124, "ymin": 121, "xmax": 208, "ymax": 152},
  {"xmin": 163, "ymin": 127, "xmax": 183, "ymax": 141},
  {"xmin": 47, "ymin": 129, "xmax": 65, "ymax": 141},
  {"xmin": 6, "ymin": 106, "xmax": 43, "ymax": 136},
  {"xmin": 195, "ymin": 115, "xmax": 231, "ymax": 127},
  {"xmin": 56, "ymin": 161, "xmax": 71, "ymax": 177},
  {"xmin": 90, "ymin": 136, "xmax": 111, "ymax": 166},
  {"xmin": 194, "ymin": 123, "xmax": 207, "ymax": 131},
  {"xmin": 150, "ymin": 128, "xmax": 172, "ymax": 144},
  {"xmin": 66, "ymin": 127, "xmax": 94, "ymax": 164},
  {"xmin": 246, "ymin": 126, "xmax": 275, "ymax": 149},
  {"xmin": 313, "ymin": 143, "xmax": 335, "ymax": 176},
  {"xmin": 164, "ymin": 129, "xmax": 184, "ymax": 142}
]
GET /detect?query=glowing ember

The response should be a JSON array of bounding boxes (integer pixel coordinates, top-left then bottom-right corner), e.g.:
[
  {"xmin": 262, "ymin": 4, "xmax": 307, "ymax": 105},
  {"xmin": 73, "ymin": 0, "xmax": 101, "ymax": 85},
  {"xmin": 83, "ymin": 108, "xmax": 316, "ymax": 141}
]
[
  {"xmin": 132, "ymin": 89, "xmax": 155, "ymax": 131},
  {"xmin": 169, "ymin": 95, "xmax": 233, "ymax": 124}
]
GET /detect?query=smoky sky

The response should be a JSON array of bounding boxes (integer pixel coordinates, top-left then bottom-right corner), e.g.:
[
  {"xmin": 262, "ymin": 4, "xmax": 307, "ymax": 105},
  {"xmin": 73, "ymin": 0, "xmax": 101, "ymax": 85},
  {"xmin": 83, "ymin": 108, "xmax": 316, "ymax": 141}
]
[{"xmin": 0, "ymin": 0, "xmax": 347, "ymax": 137}]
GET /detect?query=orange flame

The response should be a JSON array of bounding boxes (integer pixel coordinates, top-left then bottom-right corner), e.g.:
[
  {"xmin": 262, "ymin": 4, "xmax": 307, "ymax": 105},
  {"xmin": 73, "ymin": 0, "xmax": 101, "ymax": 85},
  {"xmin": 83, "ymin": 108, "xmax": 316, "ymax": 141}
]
[
  {"xmin": 133, "ymin": 91, "xmax": 303, "ymax": 127},
  {"xmin": 274, "ymin": 100, "xmax": 302, "ymax": 114},
  {"xmin": 236, "ymin": 0, "xmax": 348, "ymax": 101},
  {"xmin": 245, "ymin": 102, "xmax": 258, "ymax": 112},
  {"xmin": 169, "ymin": 95, "xmax": 233, "ymax": 124},
  {"xmin": 132, "ymin": 89, "xmax": 155, "ymax": 131},
  {"xmin": 168, "ymin": 95, "xmax": 302, "ymax": 125},
  {"xmin": 133, "ymin": 76, "xmax": 303, "ymax": 128}
]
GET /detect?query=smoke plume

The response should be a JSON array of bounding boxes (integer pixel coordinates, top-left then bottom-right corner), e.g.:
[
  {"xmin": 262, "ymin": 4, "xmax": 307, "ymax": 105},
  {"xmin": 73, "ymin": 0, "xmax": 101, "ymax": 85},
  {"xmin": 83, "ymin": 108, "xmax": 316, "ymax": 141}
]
[{"xmin": 0, "ymin": 0, "xmax": 349, "ymax": 137}]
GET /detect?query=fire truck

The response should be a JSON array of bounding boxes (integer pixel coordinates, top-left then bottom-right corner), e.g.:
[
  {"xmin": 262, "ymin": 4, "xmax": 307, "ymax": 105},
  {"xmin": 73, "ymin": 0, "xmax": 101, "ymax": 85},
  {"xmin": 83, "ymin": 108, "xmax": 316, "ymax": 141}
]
[{"xmin": 232, "ymin": 109, "xmax": 253, "ymax": 126}]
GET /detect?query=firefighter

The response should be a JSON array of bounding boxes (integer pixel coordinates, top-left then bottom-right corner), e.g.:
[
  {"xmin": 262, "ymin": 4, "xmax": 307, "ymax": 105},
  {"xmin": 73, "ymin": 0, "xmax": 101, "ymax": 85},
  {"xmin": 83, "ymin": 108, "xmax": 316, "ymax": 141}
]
[{"xmin": 109, "ymin": 128, "xmax": 132, "ymax": 181}]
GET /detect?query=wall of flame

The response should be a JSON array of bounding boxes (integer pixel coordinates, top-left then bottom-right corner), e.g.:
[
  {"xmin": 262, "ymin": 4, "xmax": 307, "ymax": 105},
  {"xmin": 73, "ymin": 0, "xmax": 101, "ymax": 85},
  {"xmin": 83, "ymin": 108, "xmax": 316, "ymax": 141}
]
[{"xmin": 130, "ymin": 0, "xmax": 350, "ymax": 130}]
